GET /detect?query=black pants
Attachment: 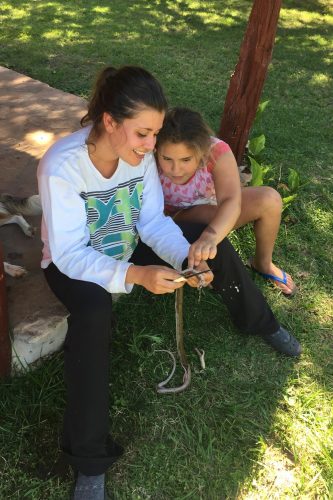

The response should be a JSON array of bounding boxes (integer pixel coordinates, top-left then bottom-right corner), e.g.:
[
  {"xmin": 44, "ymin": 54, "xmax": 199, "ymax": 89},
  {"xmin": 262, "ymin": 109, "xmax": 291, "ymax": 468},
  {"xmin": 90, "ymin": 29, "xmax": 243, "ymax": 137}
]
[{"xmin": 44, "ymin": 222, "xmax": 279, "ymax": 475}]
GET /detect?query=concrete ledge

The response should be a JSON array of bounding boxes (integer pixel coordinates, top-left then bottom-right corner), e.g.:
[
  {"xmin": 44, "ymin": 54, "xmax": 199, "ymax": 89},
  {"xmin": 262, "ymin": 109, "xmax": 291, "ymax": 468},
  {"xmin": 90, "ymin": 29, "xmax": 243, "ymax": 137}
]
[
  {"xmin": 12, "ymin": 316, "xmax": 68, "ymax": 371},
  {"xmin": 0, "ymin": 66, "xmax": 87, "ymax": 372},
  {"xmin": 5, "ymin": 243, "xmax": 69, "ymax": 371}
]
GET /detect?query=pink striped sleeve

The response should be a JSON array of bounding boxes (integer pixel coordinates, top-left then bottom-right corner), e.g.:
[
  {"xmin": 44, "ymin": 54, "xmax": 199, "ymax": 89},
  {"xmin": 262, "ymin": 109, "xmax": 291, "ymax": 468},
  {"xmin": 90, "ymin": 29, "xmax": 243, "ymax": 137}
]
[{"xmin": 207, "ymin": 138, "xmax": 232, "ymax": 173}]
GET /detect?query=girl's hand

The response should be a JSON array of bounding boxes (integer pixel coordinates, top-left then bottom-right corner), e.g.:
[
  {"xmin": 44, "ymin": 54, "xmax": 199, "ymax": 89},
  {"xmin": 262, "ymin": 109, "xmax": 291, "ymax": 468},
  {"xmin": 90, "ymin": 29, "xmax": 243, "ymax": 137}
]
[
  {"xmin": 126, "ymin": 265, "xmax": 185, "ymax": 294},
  {"xmin": 188, "ymin": 228, "xmax": 218, "ymax": 268}
]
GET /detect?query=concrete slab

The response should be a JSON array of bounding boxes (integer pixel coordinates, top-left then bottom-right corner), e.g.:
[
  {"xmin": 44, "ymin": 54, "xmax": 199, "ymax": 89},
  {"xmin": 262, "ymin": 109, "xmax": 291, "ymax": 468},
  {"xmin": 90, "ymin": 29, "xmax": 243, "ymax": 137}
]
[{"xmin": 0, "ymin": 66, "xmax": 87, "ymax": 370}]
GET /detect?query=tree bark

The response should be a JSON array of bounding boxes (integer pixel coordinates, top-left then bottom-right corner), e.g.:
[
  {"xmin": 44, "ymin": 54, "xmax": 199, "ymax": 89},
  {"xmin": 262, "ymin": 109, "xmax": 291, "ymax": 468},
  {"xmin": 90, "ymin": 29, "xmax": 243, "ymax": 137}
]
[
  {"xmin": 218, "ymin": 0, "xmax": 282, "ymax": 165},
  {"xmin": 0, "ymin": 244, "xmax": 11, "ymax": 377}
]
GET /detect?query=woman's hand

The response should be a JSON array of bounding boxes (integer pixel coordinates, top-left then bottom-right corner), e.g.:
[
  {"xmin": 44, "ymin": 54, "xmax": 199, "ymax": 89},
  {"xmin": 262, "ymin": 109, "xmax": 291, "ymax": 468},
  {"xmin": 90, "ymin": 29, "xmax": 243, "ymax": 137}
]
[
  {"xmin": 188, "ymin": 227, "xmax": 218, "ymax": 268},
  {"xmin": 126, "ymin": 265, "xmax": 186, "ymax": 294},
  {"xmin": 184, "ymin": 261, "xmax": 214, "ymax": 288}
]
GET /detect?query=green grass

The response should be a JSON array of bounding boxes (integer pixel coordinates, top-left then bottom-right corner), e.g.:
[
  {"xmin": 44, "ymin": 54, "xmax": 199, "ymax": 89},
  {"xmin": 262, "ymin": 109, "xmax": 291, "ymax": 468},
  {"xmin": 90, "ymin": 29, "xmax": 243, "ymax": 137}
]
[{"xmin": 0, "ymin": 0, "xmax": 332, "ymax": 498}]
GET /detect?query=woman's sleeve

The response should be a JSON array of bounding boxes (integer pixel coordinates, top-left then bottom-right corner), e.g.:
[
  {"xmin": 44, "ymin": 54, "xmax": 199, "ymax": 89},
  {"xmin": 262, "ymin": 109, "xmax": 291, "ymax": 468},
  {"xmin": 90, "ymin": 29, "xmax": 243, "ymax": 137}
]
[
  {"xmin": 38, "ymin": 172, "xmax": 134, "ymax": 294},
  {"xmin": 136, "ymin": 157, "xmax": 190, "ymax": 270}
]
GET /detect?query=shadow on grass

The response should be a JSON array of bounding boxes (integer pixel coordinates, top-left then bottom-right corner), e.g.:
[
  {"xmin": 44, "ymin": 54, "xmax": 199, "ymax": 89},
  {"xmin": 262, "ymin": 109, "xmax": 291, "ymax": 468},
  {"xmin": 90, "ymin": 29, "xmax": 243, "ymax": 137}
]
[
  {"xmin": 282, "ymin": 0, "xmax": 331, "ymax": 15},
  {"xmin": 105, "ymin": 286, "xmax": 316, "ymax": 498},
  {"xmin": 1, "ymin": 0, "xmax": 330, "ymax": 128},
  {"xmin": 0, "ymin": 278, "xmax": 331, "ymax": 498},
  {"xmin": 0, "ymin": 0, "xmax": 249, "ymax": 95}
]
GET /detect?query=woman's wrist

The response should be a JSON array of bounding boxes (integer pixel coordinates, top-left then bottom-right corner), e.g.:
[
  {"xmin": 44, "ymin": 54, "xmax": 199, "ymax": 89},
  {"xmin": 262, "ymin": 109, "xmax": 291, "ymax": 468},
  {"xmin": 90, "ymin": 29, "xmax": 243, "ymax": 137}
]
[{"xmin": 125, "ymin": 264, "xmax": 145, "ymax": 285}]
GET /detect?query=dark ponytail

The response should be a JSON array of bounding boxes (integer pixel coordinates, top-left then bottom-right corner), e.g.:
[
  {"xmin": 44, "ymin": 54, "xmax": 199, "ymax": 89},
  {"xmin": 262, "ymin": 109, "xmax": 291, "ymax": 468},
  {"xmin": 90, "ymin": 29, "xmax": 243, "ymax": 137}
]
[{"xmin": 81, "ymin": 65, "xmax": 168, "ymax": 135}]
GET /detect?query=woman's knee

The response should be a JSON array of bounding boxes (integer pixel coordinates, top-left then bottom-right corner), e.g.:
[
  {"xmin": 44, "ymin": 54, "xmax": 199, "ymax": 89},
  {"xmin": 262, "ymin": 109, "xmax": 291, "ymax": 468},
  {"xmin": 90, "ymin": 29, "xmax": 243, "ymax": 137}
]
[
  {"xmin": 66, "ymin": 293, "xmax": 114, "ymax": 351},
  {"xmin": 69, "ymin": 281, "xmax": 112, "ymax": 315},
  {"xmin": 66, "ymin": 284, "xmax": 113, "ymax": 339},
  {"xmin": 78, "ymin": 295, "xmax": 113, "ymax": 334}
]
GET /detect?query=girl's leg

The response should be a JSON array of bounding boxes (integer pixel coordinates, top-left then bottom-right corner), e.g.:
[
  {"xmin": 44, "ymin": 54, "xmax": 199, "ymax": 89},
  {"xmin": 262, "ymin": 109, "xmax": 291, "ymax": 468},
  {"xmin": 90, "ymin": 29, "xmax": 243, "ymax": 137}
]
[
  {"xmin": 174, "ymin": 188, "xmax": 295, "ymax": 295},
  {"xmin": 173, "ymin": 204, "xmax": 216, "ymax": 225},
  {"xmin": 234, "ymin": 186, "xmax": 296, "ymax": 295},
  {"xmin": 44, "ymin": 263, "xmax": 123, "ymax": 476}
]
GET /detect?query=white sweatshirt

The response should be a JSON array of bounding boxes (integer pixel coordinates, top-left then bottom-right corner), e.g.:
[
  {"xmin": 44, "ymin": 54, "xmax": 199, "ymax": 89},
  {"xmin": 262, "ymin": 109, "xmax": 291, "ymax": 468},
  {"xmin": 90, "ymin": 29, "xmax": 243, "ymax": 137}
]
[{"xmin": 37, "ymin": 126, "xmax": 190, "ymax": 294}]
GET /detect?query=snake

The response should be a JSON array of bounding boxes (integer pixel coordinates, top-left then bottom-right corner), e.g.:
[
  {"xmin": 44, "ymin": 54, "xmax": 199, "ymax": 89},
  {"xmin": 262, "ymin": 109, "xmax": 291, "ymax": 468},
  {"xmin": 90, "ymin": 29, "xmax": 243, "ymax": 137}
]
[{"xmin": 156, "ymin": 286, "xmax": 191, "ymax": 394}]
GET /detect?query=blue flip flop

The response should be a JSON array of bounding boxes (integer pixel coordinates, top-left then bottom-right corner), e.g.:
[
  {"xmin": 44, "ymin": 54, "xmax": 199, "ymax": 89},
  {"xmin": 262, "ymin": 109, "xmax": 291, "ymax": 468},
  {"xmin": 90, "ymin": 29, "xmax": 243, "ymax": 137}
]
[{"xmin": 247, "ymin": 260, "xmax": 297, "ymax": 297}]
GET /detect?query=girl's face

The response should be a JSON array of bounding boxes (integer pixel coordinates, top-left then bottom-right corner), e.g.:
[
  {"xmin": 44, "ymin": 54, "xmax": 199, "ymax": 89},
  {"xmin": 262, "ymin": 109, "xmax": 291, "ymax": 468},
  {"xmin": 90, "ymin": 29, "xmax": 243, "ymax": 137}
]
[
  {"xmin": 106, "ymin": 108, "xmax": 165, "ymax": 166},
  {"xmin": 157, "ymin": 142, "xmax": 200, "ymax": 185}
]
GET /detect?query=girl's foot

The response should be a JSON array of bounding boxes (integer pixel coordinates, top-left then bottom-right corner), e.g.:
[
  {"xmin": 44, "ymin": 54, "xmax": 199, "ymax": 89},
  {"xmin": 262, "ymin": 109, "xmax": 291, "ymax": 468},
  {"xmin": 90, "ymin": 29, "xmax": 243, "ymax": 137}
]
[{"xmin": 247, "ymin": 258, "xmax": 297, "ymax": 297}]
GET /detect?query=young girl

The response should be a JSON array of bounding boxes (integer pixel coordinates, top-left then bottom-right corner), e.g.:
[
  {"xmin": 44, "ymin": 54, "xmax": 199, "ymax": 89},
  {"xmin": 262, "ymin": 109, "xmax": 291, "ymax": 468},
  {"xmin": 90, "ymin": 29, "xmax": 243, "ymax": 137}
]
[
  {"xmin": 38, "ymin": 67, "xmax": 300, "ymax": 499},
  {"xmin": 156, "ymin": 107, "xmax": 297, "ymax": 297}
]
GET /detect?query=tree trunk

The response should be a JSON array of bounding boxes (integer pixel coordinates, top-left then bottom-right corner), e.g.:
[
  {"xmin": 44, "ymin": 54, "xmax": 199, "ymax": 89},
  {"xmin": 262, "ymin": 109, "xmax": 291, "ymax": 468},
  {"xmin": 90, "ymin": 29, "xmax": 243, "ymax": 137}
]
[
  {"xmin": 218, "ymin": 0, "xmax": 282, "ymax": 165},
  {"xmin": 0, "ymin": 244, "xmax": 11, "ymax": 377}
]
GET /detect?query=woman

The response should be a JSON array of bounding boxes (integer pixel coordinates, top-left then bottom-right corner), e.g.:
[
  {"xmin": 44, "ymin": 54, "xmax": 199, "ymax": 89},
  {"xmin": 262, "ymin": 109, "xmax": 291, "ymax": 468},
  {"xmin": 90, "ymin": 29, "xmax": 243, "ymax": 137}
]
[{"xmin": 38, "ymin": 65, "xmax": 301, "ymax": 499}]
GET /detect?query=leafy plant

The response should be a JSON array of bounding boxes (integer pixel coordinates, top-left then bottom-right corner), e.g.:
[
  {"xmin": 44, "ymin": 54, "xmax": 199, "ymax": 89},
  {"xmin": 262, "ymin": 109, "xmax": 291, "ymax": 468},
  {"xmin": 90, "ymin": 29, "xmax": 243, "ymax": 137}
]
[
  {"xmin": 248, "ymin": 156, "xmax": 271, "ymax": 186},
  {"xmin": 248, "ymin": 133, "xmax": 266, "ymax": 157},
  {"xmin": 253, "ymin": 99, "xmax": 270, "ymax": 128},
  {"xmin": 247, "ymin": 101, "xmax": 304, "ymax": 214},
  {"xmin": 278, "ymin": 168, "xmax": 303, "ymax": 212}
]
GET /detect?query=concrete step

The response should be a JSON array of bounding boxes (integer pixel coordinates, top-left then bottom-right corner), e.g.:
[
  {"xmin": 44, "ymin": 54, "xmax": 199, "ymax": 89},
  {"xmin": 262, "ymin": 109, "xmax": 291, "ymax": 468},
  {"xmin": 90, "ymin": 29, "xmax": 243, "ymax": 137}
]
[
  {"xmin": 5, "ymin": 220, "xmax": 68, "ymax": 370},
  {"xmin": 0, "ymin": 66, "xmax": 88, "ymax": 371}
]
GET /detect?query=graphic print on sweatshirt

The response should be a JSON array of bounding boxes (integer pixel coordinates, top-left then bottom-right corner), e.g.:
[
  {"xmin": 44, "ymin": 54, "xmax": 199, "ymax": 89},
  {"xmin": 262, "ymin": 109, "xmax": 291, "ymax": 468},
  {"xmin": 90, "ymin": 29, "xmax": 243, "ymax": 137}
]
[{"xmin": 81, "ymin": 177, "xmax": 144, "ymax": 261}]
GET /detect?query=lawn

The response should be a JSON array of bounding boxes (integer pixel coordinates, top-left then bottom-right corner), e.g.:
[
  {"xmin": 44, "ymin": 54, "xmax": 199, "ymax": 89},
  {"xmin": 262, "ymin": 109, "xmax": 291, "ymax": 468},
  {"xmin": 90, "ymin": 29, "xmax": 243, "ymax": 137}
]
[{"xmin": 0, "ymin": 0, "xmax": 332, "ymax": 498}]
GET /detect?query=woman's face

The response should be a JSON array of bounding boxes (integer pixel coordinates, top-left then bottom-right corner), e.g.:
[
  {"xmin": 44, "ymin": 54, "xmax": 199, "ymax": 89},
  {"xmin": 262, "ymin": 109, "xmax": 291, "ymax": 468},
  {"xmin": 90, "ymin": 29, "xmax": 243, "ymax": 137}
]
[
  {"xmin": 157, "ymin": 141, "xmax": 200, "ymax": 185},
  {"xmin": 108, "ymin": 108, "xmax": 165, "ymax": 166}
]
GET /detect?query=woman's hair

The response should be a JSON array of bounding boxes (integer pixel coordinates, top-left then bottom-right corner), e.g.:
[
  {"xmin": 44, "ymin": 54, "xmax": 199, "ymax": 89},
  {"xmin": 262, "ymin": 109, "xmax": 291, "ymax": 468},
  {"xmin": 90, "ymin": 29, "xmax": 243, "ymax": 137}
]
[
  {"xmin": 81, "ymin": 65, "xmax": 168, "ymax": 134},
  {"xmin": 156, "ymin": 107, "xmax": 213, "ymax": 160}
]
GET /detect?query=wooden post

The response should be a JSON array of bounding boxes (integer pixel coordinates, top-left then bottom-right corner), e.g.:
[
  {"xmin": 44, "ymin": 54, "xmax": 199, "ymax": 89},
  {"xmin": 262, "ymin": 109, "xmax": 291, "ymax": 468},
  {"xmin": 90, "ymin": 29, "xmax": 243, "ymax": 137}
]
[
  {"xmin": 218, "ymin": 0, "xmax": 282, "ymax": 165},
  {"xmin": 0, "ymin": 243, "xmax": 11, "ymax": 377}
]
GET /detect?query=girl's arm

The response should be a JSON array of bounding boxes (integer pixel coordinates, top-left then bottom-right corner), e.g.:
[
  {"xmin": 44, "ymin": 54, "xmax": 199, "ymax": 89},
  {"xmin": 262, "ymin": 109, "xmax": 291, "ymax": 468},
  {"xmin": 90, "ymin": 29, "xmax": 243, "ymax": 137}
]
[
  {"xmin": 207, "ymin": 149, "xmax": 241, "ymax": 238},
  {"xmin": 188, "ymin": 149, "xmax": 241, "ymax": 267}
]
